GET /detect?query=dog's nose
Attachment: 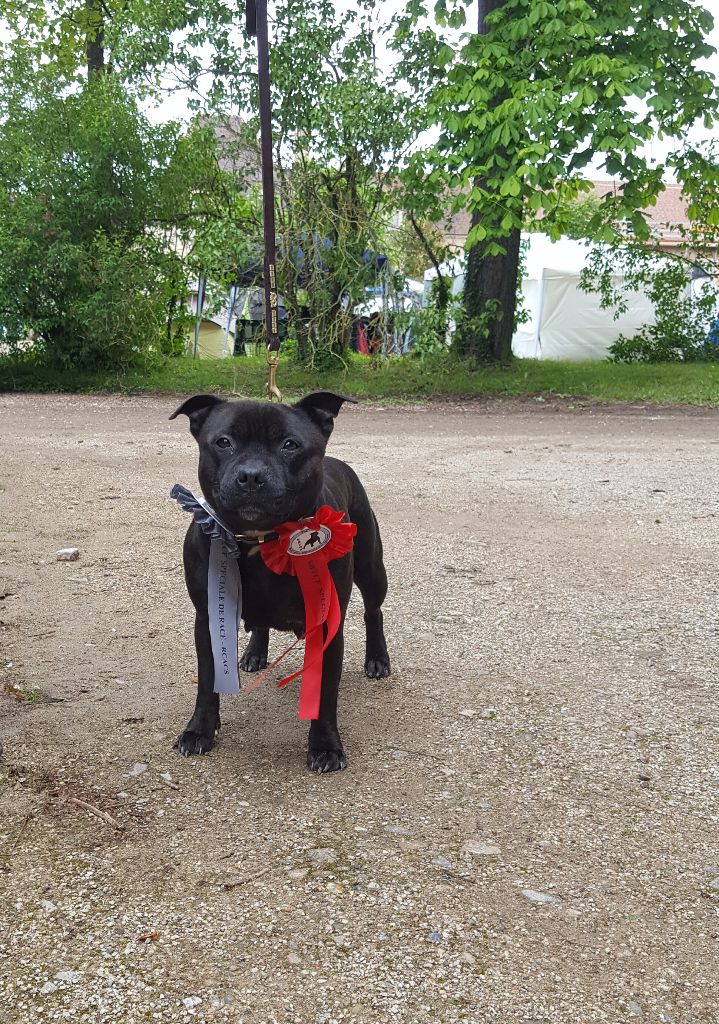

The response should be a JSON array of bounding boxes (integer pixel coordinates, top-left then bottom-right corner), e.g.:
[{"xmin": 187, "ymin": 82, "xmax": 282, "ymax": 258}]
[{"xmin": 236, "ymin": 467, "xmax": 266, "ymax": 490}]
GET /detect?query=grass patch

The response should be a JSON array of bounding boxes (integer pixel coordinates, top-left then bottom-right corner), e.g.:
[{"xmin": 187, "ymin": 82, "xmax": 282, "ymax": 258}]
[{"xmin": 1, "ymin": 353, "xmax": 718, "ymax": 406}]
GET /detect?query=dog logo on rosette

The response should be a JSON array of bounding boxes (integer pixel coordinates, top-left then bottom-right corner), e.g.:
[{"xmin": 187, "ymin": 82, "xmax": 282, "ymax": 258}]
[{"xmin": 288, "ymin": 524, "xmax": 331, "ymax": 556}]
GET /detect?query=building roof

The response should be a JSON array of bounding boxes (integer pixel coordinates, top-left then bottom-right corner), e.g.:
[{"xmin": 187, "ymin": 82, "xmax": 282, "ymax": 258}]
[
  {"xmin": 199, "ymin": 114, "xmax": 262, "ymax": 183},
  {"xmin": 591, "ymin": 181, "xmax": 688, "ymax": 245},
  {"xmin": 443, "ymin": 181, "xmax": 692, "ymax": 250}
]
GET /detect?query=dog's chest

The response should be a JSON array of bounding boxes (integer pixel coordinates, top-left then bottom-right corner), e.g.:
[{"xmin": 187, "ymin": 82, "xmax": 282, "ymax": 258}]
[{"xmin": 237, "ymin": 551, "xmax": 306, "ymax": 633}]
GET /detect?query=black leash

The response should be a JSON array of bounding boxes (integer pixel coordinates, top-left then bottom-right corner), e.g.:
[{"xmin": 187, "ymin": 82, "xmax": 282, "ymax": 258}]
[{"xmin": 246, "ymin": 0, "xmax": 282, "ymax": 401}]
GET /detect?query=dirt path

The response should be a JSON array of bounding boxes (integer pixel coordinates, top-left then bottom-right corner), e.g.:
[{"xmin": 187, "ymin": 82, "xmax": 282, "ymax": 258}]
[{"xmin": 1, "ymin": 394, "xmax": 718, "ymax": 1024}]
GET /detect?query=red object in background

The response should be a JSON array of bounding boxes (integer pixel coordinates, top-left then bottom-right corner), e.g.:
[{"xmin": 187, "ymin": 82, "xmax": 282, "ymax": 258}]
[{"xmin": 357, "ymin": 323, "xmax": 369, "ymax": 355}]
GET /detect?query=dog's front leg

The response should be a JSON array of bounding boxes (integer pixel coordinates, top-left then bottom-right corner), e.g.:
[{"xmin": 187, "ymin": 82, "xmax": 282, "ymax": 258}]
[
  {"xmin": 176, "ymin": 610, "xmax": 221, "ymax": 757},
  {"xmin": 174, "ymin": 526, "xmax": 221, "ymax": 756},
  {"xmin": 307, "ymin": 626, "xmax": 347, "ymax": 774},
  {"xmin": 174, "ymin": 612, "xmax": 220, "ymax": 756}
]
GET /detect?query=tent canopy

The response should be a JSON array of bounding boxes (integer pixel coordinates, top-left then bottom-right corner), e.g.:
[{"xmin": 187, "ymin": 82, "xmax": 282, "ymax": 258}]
[{"xmin": 424, "ymin": 234, "xmax": 661, "ymax": 360}]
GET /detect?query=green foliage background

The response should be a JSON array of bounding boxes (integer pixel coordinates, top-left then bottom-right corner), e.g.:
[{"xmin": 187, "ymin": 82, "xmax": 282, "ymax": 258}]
[{"xmin": 1, "ymin": 0, "xmax": 719, "ymax": 377}]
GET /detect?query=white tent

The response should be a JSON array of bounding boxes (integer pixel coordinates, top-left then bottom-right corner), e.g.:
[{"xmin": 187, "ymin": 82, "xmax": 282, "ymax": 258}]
[
  {"xmin": 514, "ymin": 235, "xmax": 657, "ymax": 359},
  {"xmin": 424, "ymin": 234, "xmax": 659, "ymax": 360}
]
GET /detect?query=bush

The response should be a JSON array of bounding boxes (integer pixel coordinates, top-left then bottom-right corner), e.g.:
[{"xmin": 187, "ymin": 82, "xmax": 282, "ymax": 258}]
[
  {"xmin": 0, "ymin": 76, "xmax": 210, "ymax": 370},
  {"xmin": 611, "ymin": 316, "xmax": 719, "ymax": 365},
  {"xmin": 43, "ymin": 235, "xmax": 189, "ymax": 370},
  {"xmin": 581, "ymin": 245, "xmax": 719, "ymax": 364}
]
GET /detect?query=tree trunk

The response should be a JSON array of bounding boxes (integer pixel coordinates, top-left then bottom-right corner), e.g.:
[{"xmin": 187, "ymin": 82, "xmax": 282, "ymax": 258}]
[
  {"xmin": 85, "ymin": 0, "xmax": 105, "ymax": 79},
  {"xmin": 459, "ymin": 0, "xmax": 519, "ymax": 364},
  {"xmin": 461, "ymin": 226, "xmax": 521, "ymax": 362}
]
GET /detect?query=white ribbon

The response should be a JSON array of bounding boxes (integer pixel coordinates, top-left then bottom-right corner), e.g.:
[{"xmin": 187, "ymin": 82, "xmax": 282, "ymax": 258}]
[
  {"xmin": 171, "ymin": 485, "xmax": 242, "ymax": 696},
  {"xmin": 208, "ymin": 537, "xmax": 242, "ymax": 695}
]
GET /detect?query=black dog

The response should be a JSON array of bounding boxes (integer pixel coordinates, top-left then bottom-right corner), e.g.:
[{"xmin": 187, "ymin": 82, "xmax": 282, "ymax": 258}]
[{"xmin": 169, "ymin": 391, "xmax": 390, "ymax": 772}]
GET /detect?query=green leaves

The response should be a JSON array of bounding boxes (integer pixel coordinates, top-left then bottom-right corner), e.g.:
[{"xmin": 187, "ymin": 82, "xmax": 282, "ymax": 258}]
[
  {"xmin": 0, "ymin": 72, "xmax": 232, "ymax": 368},
  {"xmin": 408, "ymin": 0, "xmax": 719, "ymax": 253}
]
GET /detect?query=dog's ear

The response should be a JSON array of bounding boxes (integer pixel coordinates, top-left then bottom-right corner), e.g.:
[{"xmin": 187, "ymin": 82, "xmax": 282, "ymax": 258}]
[
  {"xmin": 294, "ymin": 391, "xmax": 356, "ymax": 439},
  {"xmin": 169, "ymin": 394, "xmax": 225, "ymax": 438}
]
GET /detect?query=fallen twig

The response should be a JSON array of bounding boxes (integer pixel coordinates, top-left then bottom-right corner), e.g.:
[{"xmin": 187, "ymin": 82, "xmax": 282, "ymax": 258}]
[
  {"xmin": 223, "ymin": 867, "xmax": 270, "ymax": 890},
  {"xmin": 63, "ymin": 796, "xmax": 124, "ymax": 831}
]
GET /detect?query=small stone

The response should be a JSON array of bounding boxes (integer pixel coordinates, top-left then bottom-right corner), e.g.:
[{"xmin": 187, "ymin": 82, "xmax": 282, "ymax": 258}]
[
  {"xmin": 427, "ymin": 931, "xmax": 443, "ymax": 944},
  {"xmin": 55, "ymin": 970, "xmax": 82, "ymax": 983},
  {"xmin": 565, "ymin": 908, "xmax": 582, "ymax": 920},
  {"xmin": 326, "ymin": 882, "xmax": 345, "ymax": 895},
  {"xmin": 307, "ymin": 848, "xmax": 337, "ymax": 865},
  {"xmin": 432, "ymin": 855, "xmax": 452, "ymax": 869},
  {"xmin": 183, "ymin": 996, "xmax": 202, "ymax": 1012},
  {"xmin": 56, "ymin": 548, "xmax": 80, "ymax": 562},
  {"xmin": 463, "ymin": 840, "xmax": 501, "ymax": 858},
  {"xmin": 209, "ymin": 992, "xmax": 234, "ymax": 1009},
  {"xmin": 459, "ymin": 952, "xmax": 476, "ymax": 966},
  {"xmin": 128, "ymin": 763, "xmax": 148, "ymax": 777},
  {"xmin": 383, "ymin": 825, "xmax": 410, "ymax": 835},
  {"xmin": 287, "ymin": 953, "xmax": 301, "ymax": 965},
  {"xmin": 39, "ymin": 900, "xmax": 57, "ymax": 914},
  {"xmin": 459, "ymin": 709, "xmax": 478, "ymax": 718},
  {"xmin": 287, "ymin": 868, "xmax": 309, "ymax": 880},
  {"xmin": 522, "ymin": 889, "xmax": 561, "ymax": 906},
  {"xmin": 626, "ymin": 1002, "xmax": 643, "ymax": 1017},
  {"xmin": 708, "ymin": 877, "xmax": 719, "ymax": 890},
  {"xmin": 40, "ymin": 982, "xmax": 58, "ymax": 995}
]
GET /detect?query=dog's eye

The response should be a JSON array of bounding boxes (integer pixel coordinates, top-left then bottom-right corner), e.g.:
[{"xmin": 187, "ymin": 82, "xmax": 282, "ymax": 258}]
[
  {"xmin": 215, "ymin": 437, "xmax": 233, "ymax": 450},
  {"xmin": 281, "ymin": 438, "xmax": 299, "ymax": 452}
]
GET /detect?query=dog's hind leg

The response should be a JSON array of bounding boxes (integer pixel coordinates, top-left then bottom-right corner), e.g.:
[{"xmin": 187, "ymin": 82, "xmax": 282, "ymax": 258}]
[
  {"xmin": 239, "ymin": 628, "xmax": 269, "ymax": 673},
  {"xmin": 353, "ymin": 512, "xmax": 391, "ymax": 679}
]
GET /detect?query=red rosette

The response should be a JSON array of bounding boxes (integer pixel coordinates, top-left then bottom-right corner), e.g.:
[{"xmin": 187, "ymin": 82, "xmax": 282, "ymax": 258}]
[
  {"xmin": 260, "ymin": 505, "xmax": 356, "ymax": 575},
  {"xmin": 258, "ymin": 506, "xmax": 356, "ymax": 720}
]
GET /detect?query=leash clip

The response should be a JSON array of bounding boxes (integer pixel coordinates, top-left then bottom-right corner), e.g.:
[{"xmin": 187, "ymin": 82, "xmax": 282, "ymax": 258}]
[{"xmin": 266, "ymin": 349, "xmax": 282, "ymax": 403}]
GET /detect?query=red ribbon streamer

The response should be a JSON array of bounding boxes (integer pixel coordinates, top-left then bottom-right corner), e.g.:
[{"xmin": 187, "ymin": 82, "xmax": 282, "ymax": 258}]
[{"xmin": 259, "ymin": 506, "xmax": 356, "ymax": 720}]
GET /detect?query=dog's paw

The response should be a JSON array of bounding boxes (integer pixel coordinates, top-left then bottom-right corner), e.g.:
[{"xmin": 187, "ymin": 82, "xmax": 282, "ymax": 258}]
[
  {"xmin": 365, "ymin": 653, "xmax": 391, "ymax": 679},
  {"xmin": 307, "ymin": 747, "xmax": 347, "ymax": 774},
  {"xmin": 239, "ymin": 651, "xmax": 268, "ymax": 673},
  {"xmin": 173, "ymin": 725, "xmax": 217, "ymax": 757}
]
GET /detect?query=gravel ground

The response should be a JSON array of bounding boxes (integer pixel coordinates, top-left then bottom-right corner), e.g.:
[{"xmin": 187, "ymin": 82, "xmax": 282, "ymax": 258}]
[{"xmin": 0, "ymin": 393, "xmax": 718, "ymax": 1024}]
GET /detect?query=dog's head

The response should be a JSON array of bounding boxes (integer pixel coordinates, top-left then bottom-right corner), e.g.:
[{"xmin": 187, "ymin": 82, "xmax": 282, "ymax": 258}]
[{"xmin": 170, "ymin": 392, "xmax": 354, "ymax": 531}]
